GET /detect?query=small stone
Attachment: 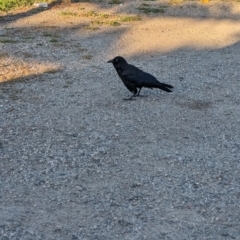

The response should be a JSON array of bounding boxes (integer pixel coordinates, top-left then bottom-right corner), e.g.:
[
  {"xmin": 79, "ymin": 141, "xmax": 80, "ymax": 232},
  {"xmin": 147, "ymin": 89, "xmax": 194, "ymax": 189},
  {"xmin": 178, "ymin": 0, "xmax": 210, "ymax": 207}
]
[{"xmin": 33, "ymin": 2, "xmax": 48, "ymax": 8}]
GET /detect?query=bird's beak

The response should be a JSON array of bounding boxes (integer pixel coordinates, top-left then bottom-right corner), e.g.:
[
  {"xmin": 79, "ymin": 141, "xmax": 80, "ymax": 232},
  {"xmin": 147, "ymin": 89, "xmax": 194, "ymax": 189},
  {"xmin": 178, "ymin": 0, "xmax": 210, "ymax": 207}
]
[{"xmin": 107, "ymin": 59, "xmax": 113, "ymax": 63}]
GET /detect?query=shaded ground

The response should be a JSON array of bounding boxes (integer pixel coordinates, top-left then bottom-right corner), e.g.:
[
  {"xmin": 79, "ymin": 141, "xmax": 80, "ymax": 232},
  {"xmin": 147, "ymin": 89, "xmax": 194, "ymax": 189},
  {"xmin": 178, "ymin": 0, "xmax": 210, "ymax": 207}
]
[{"xmin": 1, "ymin": 0, "xmax": 240, "ymax": 239}]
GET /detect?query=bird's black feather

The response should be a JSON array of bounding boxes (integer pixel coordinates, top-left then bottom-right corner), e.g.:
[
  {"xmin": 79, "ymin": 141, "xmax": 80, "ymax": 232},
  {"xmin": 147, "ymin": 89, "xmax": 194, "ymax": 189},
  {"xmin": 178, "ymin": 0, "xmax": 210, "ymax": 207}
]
[{"xmin": 108, "ymin": 56, "xmax": 173, "ymax": 100}]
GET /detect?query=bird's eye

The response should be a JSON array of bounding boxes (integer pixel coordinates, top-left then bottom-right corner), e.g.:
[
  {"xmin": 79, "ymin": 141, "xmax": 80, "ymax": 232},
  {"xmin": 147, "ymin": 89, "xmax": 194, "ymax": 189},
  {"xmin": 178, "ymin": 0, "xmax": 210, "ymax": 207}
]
[{"xmin": 115, "ymin": 58, "xmax": 118, "ymax": 62}]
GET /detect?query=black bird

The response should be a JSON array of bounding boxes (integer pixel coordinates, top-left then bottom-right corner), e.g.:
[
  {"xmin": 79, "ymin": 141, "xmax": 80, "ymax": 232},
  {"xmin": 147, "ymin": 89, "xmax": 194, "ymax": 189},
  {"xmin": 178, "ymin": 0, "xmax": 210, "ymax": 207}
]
[{"xmin": 107, "ymin": 56, "xmax": 174, "ymax": 100}]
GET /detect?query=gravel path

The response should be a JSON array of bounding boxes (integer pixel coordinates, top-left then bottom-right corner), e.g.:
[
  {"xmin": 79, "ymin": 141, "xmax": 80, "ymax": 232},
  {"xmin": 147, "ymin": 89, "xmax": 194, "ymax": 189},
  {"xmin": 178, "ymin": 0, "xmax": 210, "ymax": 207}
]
[{"xmin": 1, "ymin": 1, "xmax": 240, "ymax": 239}]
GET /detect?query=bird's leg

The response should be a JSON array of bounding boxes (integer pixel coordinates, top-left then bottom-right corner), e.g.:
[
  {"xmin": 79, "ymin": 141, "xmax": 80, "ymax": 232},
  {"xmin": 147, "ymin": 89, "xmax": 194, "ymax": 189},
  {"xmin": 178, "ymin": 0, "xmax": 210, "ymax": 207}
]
[
  {"xmin": 136, "ymin": 87, "xmax": 146, "ymax": 97},
  {"xmin": 136, "ymin": 87, "xmax": 142, "ymax": 96}
]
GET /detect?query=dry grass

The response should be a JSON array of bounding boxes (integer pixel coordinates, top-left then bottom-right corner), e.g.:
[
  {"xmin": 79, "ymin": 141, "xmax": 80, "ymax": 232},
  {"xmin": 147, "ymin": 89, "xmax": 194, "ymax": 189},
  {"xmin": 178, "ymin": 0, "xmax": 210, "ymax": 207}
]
[
  {"xmin": 60, "ymin": 11, "xmax": 78, "ymax": 17},
  {"xmin": 168, "ymin": 0, "xmax": 186, "ymax": 5},
  {"xmin": 0, "ymin": 55, "xmax": 61, "ymax": 83},
  {"xmin": 119, "ymin": 15, "xmax": 142, "ymax": 22},
  {"xmin": 75, "ymin": 8, "xmax": 142, "ymax": 29},
  {"xmin": 58, "ymin": 7, "xmax": 142, "ymax": 28}
]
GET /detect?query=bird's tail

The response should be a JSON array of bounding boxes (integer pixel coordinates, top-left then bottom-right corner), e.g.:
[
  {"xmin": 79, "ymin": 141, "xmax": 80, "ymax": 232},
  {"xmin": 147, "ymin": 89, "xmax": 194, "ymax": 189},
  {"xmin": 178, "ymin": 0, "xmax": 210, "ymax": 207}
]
[{"xmin": 155, "ymin": 82, "xmax": 174, "ymax": 92}]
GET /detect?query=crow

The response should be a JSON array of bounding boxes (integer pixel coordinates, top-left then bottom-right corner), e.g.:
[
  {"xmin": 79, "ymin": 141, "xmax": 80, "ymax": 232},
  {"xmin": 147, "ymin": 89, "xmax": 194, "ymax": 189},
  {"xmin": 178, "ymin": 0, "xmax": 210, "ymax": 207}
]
[{"xmin": 107, "ymin": 56, "xmax": 174, "ymax": 100}]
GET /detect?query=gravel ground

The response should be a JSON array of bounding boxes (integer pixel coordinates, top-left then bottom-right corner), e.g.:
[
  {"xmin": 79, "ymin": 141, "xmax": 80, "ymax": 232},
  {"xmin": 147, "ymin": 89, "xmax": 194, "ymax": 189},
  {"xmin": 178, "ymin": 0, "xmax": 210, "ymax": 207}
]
[{"xmin": 1, "ymin": 1, "xmax": 240, "ymax": 239}]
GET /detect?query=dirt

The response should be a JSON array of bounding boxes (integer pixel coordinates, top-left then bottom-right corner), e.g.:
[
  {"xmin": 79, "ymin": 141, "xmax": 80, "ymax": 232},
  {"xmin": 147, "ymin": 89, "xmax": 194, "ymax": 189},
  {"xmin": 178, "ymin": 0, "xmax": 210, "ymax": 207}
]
[
  {"xmin": 0, "ymin": 0, "xmax": 240, "ymax": 239},
  {"xmin": 0, "ymin": 0, "xmax": 240, "ymax": 83}
]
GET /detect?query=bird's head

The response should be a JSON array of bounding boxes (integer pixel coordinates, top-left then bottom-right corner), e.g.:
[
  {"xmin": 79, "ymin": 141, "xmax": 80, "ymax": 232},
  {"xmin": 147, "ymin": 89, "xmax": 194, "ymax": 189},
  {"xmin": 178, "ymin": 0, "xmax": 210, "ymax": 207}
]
[{"xmin": 107, "ymin": 56, "xmax": 127, "ymax": 66}]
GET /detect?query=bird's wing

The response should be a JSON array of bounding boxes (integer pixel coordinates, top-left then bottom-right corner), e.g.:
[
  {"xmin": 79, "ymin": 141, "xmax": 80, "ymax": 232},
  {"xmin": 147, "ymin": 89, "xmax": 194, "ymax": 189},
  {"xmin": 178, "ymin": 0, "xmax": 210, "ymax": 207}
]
[
  {"xmin": 121, "ymin": 63, "xmax": 173, "ymax": 91},
  {"xmin": 121, "ymin": 65, "xmax": 147, "ymax": 85},
  {"xmin": 122, "ymin": 64, "xmax": 160, "ymax": 84}
]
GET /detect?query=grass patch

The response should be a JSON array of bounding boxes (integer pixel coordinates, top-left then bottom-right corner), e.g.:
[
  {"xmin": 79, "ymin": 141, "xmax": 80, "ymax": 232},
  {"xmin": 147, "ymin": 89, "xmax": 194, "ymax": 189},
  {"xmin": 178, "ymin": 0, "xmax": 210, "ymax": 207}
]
[
  {"xmin": 82, "ymin": 54, "xmax": 93, "ymax": 60},
  {"xmin": 108, "ymin": 21, "xmax": 121, "ymax": 26},
  {"xmin": 108, "ymin": 0, "xmax": 122, "ymax": 4},
  {"xmin": 91, "ymin": 20, "xmax": 104, "ymax": 25},
  {"xmin": 50, "ymin": 37, "xmax": 58, "ymax": 43},
  {"xmin": 81, "ymin": 11, "xmax": 141, "ymax": 28},
  {"xmin": 83, "ymin": 11, "xmax": 99, "ymax": 17},
  {"xmin": 83, "ymin": 11, "xmax": 114, "ymax": 20},
  {"xmin": 0, "ymin": 0, "xmax": 34, "ymax": 12},
  {"xmin": 0, "ymin": 38, "xmax": 17, "ymax": 43},
  {"xmin": 60, "ymin": 11, "xmax": 78, "ymax": 16},
  {"xmin": 23, "ymin": 35, "xmax": 33, "ymax": 40},
  {"xmin": 42, "ymin": 33, "xmax": 58, "ymax": 37},
  {"xmin": 138, "ymin": 5, "xmax": 166, "ymax": 14},
  {"xmin": 85, "ymin": 26, "xmax": 100, "ymax": 30},
  {"xmin": 119, "ymin": 15, "xmax": 141, "ymax": 22},
  {"xmin": 0, "ymin": 0, "xmax": 56, "ymax": 12},
  {"xmin": 42, "ymin": 32, "xmax": 59, "ymax": 42},
  {"xmin": 99, "ymin": 13, "xmax": 110, "ymax": 19}
]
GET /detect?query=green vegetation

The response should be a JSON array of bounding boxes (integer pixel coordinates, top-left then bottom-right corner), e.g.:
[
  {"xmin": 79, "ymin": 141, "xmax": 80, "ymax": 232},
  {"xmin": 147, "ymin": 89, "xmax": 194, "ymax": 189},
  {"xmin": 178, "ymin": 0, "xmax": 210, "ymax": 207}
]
[
  {"xmin": 0, "ymin": 0, "xmax": 61, "ymax": 12},
  {"xmin": 42, "ymin": 32, "xmax": 59, "ymax": 43},
  {"xmin": 82, "ymin": 54, "xmax": 93, "ymax": 60},
  {"xmin": 84, "ymin": 26, "xmax": 100, "ymax": 30},
  {"xmin": 119, "ymin": 15, "xmax": 141, "ymax": 22},
  {"xmin": 83, "ymin": 13, "xmax": 141, "ymax": 30},
  {"xmin": 0, "ymin": 38, "xmax": 17, "ymax": 43},
  {"xmin": 60, "ymin": 11, "xmax": 78, "ymax": 16},
  {"xmin": 23, "ymin": 35, "xmax": 33, "ymax": 40},
  {"xmin": 0, "ymin": 0, "xmax": 34, "ymax": 12},
  {"xmin": 91, "ymin": 20, "xmax": 104, "ymax": 25},
  {"xmin": 108, "ymin": 0, "xmax": 122, "ymax": 4},
  {"xmin": 100, "ymin": 13, "xmax": 110, "ymax": 18},
  {"xmin": 50, "ymin": 37, "xmax": 58, "ymax": 43},
  {"xmin": 81, "ymin": 9, "xmax": 141, "ymax": 28},
  {"xmin": 137, "ymin": 4, "xmax": 166, "ymax": 14},
  {"xmin": 83, "ymin": 11, "xmax": 99, "ymax": 17},
  {"xmin": 0, "ymin": 0, "xmax": 57, "ymax": 12},
  {"xmin": 108, "ymin": 21, "xmax": 121, "ymax": 26}
]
